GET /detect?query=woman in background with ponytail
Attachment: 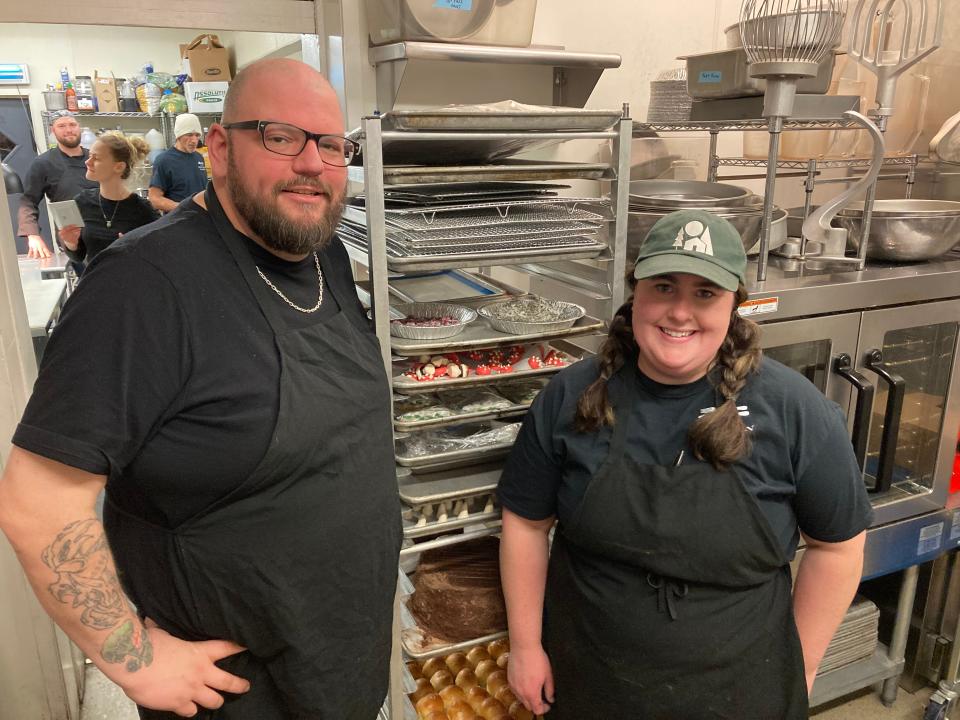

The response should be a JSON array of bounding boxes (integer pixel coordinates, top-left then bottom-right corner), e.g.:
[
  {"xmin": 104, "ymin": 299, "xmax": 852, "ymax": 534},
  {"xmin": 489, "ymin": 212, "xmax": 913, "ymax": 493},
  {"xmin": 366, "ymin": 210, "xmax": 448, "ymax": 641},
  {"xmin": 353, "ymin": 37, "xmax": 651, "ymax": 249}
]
[
  {"xmin": 58, "ymin": 132, "xmax": 158, "ymax": 269},
  {"xmin": 497, "ymin": 210, "xmax": 871, "ymax": 720}
]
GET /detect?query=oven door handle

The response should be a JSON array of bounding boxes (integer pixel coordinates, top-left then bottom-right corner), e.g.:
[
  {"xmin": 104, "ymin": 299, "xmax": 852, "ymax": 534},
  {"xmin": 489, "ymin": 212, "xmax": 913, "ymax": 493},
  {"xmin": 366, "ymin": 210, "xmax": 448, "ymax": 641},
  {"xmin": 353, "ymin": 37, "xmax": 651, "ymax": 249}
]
[
  {"xmin": 864, "ymin": 349, "xmax": 907, "ymax": 494},
  {"xmin": 832, "ymin": 353, "xmax": 874, "ymax": 471}
]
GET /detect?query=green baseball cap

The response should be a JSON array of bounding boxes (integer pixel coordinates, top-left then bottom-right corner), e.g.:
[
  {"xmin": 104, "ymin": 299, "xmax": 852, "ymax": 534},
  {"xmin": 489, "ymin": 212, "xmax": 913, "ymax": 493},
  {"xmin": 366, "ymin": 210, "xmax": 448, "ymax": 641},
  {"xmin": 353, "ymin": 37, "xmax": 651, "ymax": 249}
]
[{"xmin": 633, "ymin": 209, "xmax": 747, "ymax": 292}]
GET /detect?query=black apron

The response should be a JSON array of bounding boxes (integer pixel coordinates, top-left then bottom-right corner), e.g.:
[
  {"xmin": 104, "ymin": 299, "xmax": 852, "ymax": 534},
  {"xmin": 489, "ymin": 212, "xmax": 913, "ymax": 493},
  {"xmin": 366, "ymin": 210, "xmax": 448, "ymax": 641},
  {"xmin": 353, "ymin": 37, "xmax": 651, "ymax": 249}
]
[
  {"xmin": 104, "ymin": 188, "xmax": 402, "ymax": 719},
  {"xmin": 542, "ymin": 365, "xmax": 807, "ymax": 719}
]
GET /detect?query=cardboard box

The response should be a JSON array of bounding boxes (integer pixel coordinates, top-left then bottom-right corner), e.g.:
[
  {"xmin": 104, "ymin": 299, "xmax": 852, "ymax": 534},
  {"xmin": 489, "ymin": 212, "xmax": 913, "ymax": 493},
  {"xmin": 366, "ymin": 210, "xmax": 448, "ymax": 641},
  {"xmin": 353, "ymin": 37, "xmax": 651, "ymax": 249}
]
[
  {"xmin": 180, "ymin": 34, "xmax": 232, "ymax": 81},
  {"xmin": 93, "ymin": 73, "xmax": 119, "ymax": 113},
  {"xmin": 184, "ymin": 82, "xmax": 229, "ymax": 113}
]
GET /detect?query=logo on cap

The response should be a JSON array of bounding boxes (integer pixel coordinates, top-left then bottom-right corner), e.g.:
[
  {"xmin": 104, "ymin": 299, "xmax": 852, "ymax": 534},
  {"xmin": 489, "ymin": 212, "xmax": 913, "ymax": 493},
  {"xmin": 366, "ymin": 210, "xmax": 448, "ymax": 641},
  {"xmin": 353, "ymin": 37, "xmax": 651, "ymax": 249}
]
[{"xmin": 672, "ymin": 220, "xmax": 714, "ymax": 256}]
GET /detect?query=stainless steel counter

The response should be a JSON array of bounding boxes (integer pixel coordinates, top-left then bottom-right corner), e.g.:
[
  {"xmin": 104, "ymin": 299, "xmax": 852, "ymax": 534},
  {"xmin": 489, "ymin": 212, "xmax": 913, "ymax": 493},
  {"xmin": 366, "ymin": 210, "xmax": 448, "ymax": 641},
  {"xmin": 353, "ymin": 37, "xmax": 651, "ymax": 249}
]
[{"xmin": 746, "ymin": 250, "xmax": 960, "ymax": 323}]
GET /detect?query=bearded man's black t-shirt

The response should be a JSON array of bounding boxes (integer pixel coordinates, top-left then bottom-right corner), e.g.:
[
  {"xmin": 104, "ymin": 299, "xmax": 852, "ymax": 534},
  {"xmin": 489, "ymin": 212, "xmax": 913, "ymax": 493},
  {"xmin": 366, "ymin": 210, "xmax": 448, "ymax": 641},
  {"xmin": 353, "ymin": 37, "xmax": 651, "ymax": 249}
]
[{"xmin": 13, "ymin": 194, "xmax": 360, "ymax": 527}]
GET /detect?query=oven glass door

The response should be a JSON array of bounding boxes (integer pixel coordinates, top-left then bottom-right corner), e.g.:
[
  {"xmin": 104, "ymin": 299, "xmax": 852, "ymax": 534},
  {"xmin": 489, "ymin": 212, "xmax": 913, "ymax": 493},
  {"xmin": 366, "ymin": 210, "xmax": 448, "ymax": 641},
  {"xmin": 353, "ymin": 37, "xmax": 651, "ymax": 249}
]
[{"xmin": 857, "ymin": 300, "xmax": 960, "ymax": 524}]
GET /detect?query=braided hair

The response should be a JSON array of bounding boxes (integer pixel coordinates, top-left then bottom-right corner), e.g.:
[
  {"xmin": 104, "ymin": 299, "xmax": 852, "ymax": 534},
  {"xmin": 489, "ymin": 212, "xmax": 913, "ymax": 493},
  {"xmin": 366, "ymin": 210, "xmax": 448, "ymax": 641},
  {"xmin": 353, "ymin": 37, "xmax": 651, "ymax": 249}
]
[{"xmin": 575, "ymin": 280, "xmax": 762, "ymax": 470}]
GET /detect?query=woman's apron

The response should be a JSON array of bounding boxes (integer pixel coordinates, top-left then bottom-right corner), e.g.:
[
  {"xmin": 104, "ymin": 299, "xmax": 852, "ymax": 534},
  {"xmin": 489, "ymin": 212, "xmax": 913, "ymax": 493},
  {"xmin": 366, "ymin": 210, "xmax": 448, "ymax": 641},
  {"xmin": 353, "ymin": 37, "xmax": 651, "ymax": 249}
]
[
  {"xmin": 105, "ymin": 187, "xmax": 402, "ymax": 719},
  {"xmin": 542, "ymin": 366, "xmax": 807, "ymax": 719}
]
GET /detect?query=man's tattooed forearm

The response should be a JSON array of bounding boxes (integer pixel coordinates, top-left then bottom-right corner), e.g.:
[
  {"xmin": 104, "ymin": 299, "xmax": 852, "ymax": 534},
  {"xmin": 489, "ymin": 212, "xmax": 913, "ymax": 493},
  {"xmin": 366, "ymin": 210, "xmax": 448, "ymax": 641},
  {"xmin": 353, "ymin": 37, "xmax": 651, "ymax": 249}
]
[{"xmin": 41, "ymin": 519, "xmax": 153, "ymax": 670}]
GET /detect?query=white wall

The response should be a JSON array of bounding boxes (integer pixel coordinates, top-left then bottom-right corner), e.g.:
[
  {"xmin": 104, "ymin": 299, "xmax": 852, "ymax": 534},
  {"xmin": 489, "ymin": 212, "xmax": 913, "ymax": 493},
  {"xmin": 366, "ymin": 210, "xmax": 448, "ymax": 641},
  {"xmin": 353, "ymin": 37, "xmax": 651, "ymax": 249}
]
[{"xmin": 0, "ymin": 24, "xmax": 302, "ymax": 151}]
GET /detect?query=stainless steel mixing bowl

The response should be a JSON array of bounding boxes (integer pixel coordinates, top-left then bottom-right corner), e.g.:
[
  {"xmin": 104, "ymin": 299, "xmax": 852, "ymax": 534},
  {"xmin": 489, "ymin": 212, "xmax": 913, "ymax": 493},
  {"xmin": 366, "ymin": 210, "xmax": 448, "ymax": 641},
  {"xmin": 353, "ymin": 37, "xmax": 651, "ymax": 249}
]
[
  {"xmin": 629, "ymin": 179, "xmax": 754, "ymax": 209},
  {"xmin": 836, "ymin": 200, "xmax": 960, "ymax": 262}
]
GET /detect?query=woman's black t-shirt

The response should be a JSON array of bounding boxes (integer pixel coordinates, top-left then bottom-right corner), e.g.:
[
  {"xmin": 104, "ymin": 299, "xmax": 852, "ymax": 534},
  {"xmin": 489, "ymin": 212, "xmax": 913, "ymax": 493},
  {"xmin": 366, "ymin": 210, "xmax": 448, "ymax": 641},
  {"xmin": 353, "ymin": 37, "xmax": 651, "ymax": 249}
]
[{"xmin": 67, "ymin": 188, "xmax": 159, "ymax": 263}]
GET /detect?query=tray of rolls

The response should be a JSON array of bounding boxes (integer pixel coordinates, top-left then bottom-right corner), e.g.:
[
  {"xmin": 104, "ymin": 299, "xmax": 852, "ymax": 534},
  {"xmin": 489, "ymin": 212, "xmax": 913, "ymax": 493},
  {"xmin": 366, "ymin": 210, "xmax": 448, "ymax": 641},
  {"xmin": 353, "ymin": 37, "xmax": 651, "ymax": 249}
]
[
  {"xmin": 398, "ymin": 463, "xmax": 504, "ymax": 540},
  {"xmin": 393, "ymin": 342, "xmax": 579, "ymax": 392},
  {"xmin": 406, "ymin": 639, "xmax": 537, "ymax": 720}
]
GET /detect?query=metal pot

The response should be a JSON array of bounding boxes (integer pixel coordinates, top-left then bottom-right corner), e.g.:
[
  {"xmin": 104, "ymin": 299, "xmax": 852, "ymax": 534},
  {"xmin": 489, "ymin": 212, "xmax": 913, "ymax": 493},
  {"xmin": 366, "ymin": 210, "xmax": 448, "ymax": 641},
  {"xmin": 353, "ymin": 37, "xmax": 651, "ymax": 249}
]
[
  {"xmin": 42, "ymin": 90, "xmax": 66, "ymax": 111},
  {"xmin": 629, "ymin": 179, "xmax": 753, "ymax": 209},
  {"xmin": 627, "ymin": 206, "xmax": 788, "ymax": 260},
  {"xmin": 836, "ymin": 200, "xmax": 960, "ymax": 262}
]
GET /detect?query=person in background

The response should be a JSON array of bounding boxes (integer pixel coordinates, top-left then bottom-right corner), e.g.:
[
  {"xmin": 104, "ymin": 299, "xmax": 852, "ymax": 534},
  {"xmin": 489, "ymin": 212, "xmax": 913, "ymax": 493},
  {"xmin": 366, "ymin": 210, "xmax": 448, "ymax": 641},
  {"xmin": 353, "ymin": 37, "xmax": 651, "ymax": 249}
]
[
  {"xmin": 58, "ymin": 132, "xmax": 158, "ymax": 268},
  {"xmin": 147, "ymin": 113, "xmax": 207, "ymax": 213},
  {"xmin": 498, "ymin": 210, "xmax": 871, "ymax": 719},
  {"xmin": 0, "ymin": 58, "xmax": 400, "ymax": 719},
  {"xmin": 17, "ymin": 110, "xmax": 97, "ymax": 258}
]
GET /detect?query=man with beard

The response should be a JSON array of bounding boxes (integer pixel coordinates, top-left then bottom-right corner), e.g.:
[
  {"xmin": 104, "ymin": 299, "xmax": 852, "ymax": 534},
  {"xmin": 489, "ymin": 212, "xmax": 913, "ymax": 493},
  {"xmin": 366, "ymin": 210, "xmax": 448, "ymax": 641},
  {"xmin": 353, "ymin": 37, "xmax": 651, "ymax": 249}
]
[
  {"xmin": 0, "ymin": 59, "xmax": 402, "ymax": 720},
  {"xmin": 17, "ymin": 110, "xmax": 97, "ymax": 258}
]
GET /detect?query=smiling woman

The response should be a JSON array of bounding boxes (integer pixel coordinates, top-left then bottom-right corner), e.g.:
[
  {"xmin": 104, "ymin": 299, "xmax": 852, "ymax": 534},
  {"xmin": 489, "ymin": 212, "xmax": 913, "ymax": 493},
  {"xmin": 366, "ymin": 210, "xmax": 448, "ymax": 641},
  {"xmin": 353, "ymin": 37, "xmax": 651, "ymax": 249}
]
[{"xmin": 496, "ymin": 209, "xmax": 872, "ymax": 720}]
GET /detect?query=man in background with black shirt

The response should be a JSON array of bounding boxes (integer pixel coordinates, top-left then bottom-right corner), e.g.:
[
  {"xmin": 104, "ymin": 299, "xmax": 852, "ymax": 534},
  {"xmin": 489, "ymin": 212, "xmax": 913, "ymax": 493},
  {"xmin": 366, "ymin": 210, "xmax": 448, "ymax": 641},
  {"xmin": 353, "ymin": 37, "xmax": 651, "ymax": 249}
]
[
  {"xmin": 0, "ymin": 58, "xmax": 400, "ymax": 719},
  {"xmin": 17, "ymin": 110, "xmax": 96, "ymax": 258}
]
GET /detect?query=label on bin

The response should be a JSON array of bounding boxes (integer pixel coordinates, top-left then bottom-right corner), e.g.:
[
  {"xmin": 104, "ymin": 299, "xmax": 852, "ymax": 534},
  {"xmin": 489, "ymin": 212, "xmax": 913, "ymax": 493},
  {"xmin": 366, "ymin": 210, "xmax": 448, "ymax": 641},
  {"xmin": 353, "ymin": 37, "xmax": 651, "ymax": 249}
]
[
  {"xmin": 951, "ymin": 511, "xmax": 960, "ymax": 542},
  {"xmin": 699, "ymin": 71, "xmax": 722, "ymax": 84},
  {"xmin": 433, "ymin": 0, "xmax": 473, "ymax": 9},
  {"xmin": 918, "ymin": 522, "xmax": 943, "ymax": 556}
]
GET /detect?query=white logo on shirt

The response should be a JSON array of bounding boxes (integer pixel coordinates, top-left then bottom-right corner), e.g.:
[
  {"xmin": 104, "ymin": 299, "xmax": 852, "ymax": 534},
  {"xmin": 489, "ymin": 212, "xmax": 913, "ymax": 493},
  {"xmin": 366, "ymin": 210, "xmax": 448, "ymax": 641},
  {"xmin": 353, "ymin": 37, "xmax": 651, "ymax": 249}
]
[
  {"xmin": 699, "ymin": 404, "xmax": 753, "ymax": 431},
  {"xmin": 673, "ymin": 220, "xmax": 714, "ymax": 256}
]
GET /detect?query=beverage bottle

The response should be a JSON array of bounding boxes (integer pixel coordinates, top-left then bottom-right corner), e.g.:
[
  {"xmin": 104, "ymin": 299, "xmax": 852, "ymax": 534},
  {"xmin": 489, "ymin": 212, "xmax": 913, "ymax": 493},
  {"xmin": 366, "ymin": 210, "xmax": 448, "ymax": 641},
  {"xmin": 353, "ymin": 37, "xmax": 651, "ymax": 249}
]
[{"xmin": 65, "ymin": 83, "xmax": 78, "ymax": 112}]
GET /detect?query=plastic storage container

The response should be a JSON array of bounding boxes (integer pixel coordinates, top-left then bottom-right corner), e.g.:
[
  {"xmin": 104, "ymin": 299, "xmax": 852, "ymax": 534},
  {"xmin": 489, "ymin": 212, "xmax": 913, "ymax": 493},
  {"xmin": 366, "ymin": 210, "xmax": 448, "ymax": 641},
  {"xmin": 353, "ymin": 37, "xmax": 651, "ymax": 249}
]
[{"xmin": 365, "ymin": 0, "xmax": 537, "ymax": 47}]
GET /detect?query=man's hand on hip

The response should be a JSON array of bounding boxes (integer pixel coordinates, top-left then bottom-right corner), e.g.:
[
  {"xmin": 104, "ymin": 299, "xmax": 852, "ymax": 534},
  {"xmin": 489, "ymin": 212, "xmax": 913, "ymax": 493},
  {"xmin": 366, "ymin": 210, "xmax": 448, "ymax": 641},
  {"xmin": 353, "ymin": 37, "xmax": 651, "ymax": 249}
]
[{"xmin": 119, "ymin": 618, "xmax": 250, "ymax": 717}]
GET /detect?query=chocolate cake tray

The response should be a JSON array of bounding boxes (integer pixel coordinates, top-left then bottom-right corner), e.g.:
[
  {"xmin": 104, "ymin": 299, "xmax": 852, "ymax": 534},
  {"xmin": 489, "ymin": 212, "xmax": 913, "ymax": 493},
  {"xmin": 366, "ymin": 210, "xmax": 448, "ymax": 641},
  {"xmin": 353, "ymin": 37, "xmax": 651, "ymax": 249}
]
[
  {"xmin": 389, "ymin": 314, "xmax": 604, "ymax": 357},
  {"xmin": 393, "ymin": 343, "xmax": 583, "ymax": 391}
]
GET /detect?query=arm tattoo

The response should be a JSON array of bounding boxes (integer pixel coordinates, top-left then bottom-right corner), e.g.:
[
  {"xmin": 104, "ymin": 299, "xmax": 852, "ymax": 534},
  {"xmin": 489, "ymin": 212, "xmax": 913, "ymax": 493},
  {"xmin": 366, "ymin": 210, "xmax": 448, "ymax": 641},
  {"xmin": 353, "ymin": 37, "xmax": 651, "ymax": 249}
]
[{"xmin": 41, "ymin": 518, "xmax": 154, "ymax": 671}]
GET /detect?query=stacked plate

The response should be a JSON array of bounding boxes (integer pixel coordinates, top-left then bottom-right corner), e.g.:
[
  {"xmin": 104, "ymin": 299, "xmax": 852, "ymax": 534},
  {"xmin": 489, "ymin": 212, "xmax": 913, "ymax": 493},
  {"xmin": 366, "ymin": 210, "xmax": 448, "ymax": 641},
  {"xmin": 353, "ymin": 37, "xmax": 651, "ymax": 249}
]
[
  {"xmin": 627, "ymin": 179, "xmax": 787, "ymax": 257},
  {"xmin": 341, "ymin": 182, "xmax": 609, "ymax": 268},
  {"xmin": 648, "ymin": 68, "xmax": 692, "ymax": 123},
  {"xmin": 817, "ymin": 596, "xmax": 880, "ymax": 676}
]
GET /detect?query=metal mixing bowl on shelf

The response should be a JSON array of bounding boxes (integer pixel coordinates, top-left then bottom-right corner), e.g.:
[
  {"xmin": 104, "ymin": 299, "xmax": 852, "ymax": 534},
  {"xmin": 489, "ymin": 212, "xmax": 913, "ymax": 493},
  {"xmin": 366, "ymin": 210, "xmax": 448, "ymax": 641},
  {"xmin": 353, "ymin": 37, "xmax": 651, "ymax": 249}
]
[
  {"xmin": 629, "ymin": 179, "xmax": 754, "ymax": 209},
  {"xmin": 388, "ymin": 302, "xmax": 478, "ymax": 340},
  {"xmin": 479, "ymin": 297, "xmax": 585, "ymax": 335},
  {"xmin": 835, "ymin": 200, "xmax": 960, "ymax": 262}
]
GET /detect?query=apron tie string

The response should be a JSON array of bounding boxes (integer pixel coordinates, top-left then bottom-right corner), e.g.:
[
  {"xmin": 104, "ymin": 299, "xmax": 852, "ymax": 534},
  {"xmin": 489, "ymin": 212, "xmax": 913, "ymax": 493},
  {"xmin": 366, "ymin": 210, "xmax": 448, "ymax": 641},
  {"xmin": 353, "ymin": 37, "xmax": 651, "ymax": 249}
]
[{"xmin": 646, "ymin": 573, "xmax": 689, "ymax": 621}]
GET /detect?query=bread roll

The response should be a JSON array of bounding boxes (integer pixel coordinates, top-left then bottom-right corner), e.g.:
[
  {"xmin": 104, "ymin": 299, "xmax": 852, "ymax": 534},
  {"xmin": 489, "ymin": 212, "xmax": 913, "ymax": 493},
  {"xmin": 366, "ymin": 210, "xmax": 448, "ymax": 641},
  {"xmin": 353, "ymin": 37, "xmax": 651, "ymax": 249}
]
[
  {"xmin": 496, "ymin": 651, "xmax": 510, "ymax": 669},
  {"xmin": 446, "ymin": 651, "xmax": 470, "ymax": 674},
  {"xmin": 485, "ymin": 669, "xmax": 508, "ymax": 696},
  {"xmin": 423, "ymin": 711, "xmax": 447, "ymax": 720},
  {"xmin": 475, "ymin": 659, "xmax": 499, "ymax": 684},
  {"xmin": 430, "ymin": 668, "xmax": 455, "ymax": 691},
  {"xmin": 448, "ymin": 705, "xmax": 479, "ymax": 720},
  {"xmin": 455, "ymin": 667, "xmax": 479, "ymax": 689},
  {"xmin": 409, "ymin": 676, "xmax": 434, "ymax": 703},
  {"xmin": 439, "ymin": 685, "xmax": 468, "ymax": 707},
  {"xmin": 414, "ymin": 693, "xmax": 444, "ymax": 716},
  {"xmin": 465, "ymin": 684, "xmax": 488, "ymax": 711},
  {"xmin": 466, "ymin": 646, "xmax": 491, "ymax": 668},
  {"xmin": 493, "ymin": 684, "xmax": 517, "ymax": 707},
  {"xmin": 509, "ymin": 700, "xmax": 534, "ymax": 720},
  {"xmin": 422, "ymin": 657, "xmax": 447, "ymax": 678},
  {"xmin": 487, "ymin": 638, "xmax": 510, "ymax": 660},
  {"xmin": 480, "ymin": 696, "xmax": 509, "ymax": 720}
]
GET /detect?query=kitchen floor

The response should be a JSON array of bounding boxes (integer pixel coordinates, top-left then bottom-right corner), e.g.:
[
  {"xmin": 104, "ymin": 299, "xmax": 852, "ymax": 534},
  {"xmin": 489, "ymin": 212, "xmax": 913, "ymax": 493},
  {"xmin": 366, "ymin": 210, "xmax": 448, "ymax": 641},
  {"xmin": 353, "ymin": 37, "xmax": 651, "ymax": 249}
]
[{"xmin": 79, "ymin": 663, "xmax": 939, "ymax": 720}]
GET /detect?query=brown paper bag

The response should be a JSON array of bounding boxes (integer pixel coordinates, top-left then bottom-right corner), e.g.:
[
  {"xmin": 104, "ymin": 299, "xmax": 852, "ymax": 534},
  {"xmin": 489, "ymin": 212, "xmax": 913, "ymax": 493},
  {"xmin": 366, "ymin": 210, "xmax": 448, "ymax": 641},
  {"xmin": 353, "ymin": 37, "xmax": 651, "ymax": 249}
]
[{"xmin": 94, "ymin": 72, "xmax": 119, "ymax": 113}]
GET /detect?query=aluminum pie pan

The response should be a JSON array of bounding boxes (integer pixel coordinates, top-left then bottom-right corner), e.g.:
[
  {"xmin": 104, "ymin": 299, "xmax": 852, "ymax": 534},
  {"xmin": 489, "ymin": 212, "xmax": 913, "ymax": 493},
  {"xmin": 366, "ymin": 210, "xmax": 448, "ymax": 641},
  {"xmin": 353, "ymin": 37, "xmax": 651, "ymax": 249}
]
[
  {"xmin": 479, "ymin": 298, "xmax": 587, "ymax": 335},
  {"xmin": 389, "ymin": 302, "xmax": 478, "ymax": 340}
]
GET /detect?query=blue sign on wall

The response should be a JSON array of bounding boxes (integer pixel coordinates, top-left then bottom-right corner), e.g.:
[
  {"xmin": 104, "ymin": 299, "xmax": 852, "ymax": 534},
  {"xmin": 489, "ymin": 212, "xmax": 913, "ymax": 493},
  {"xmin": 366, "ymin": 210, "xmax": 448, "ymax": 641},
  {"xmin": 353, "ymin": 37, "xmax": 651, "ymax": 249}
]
[{"xmin": 0, "ymin": 64, "xmax": 29, "ymax": 85}]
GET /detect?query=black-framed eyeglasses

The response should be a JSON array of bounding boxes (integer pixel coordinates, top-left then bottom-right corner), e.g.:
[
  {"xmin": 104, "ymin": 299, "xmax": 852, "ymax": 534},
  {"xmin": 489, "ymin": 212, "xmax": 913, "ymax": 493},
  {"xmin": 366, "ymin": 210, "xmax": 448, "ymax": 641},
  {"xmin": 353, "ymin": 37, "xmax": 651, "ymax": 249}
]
[{"xmin": 222, "ymin": 120, "xmax": 359, "ymax": 166}]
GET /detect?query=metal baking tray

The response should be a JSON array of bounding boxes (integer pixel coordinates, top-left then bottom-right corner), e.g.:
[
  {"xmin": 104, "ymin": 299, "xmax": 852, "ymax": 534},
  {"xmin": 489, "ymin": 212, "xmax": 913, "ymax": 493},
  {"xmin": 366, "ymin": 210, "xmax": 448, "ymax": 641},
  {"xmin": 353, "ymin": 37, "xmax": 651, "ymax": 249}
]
[
  {"xmin": 398, "ymin": 564, "xmax": 508, "ymax": 661},
  {"xmin": 390, "ymin": 313, "xmax": 603, "ymax": 356},
  {"xmin": 393, "ymin": 342, "xmax": 581, "ymax": 391},
  {"xmin": 395, "ymin": 401, "xmax": 530, "ymax": 432},
  {"xmin": 382, "ymin": 108, "xmax": 623, "ymax": 132},
  {"xmin": 395, "ymin": 442, "xmax": 514, "ymax": 473},
  {"xmin": 365, "ymin": 197, "xmax": 606, "ymax": 217},
  {"xmin": 382, "ymin": 181, "xmax": 570, "ymax": 200},
  {"xmin": 391, "ymin": 221, "xmax": 602, "ymax": 246},
  {"xmin": 352, "ymin": 159, "xmax": 614, "ymax": 185},
  {"xmin": 398, "ymin": 462, "xmax": 502, "ymax": 506},
  {"xmin": 401, "ymin": 490, "xmax": 501, "ymax": 540}
]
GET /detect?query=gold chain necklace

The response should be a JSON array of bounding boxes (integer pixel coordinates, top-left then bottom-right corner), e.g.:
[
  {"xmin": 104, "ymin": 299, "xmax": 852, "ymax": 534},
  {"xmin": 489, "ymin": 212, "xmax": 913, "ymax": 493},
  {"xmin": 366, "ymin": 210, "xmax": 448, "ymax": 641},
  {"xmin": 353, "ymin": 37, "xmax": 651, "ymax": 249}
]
[{"xmin": 255, "ymin": 252, "xmax": 323, "ymax": 313}]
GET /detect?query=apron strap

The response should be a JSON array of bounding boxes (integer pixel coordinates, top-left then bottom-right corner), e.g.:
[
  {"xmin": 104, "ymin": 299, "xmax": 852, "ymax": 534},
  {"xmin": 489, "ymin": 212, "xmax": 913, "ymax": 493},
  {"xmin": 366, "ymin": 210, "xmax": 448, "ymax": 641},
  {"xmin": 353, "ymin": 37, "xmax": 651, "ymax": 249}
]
[{"xmin": 606, "ymin": 362, "xmax": 638, "ymax": 461}]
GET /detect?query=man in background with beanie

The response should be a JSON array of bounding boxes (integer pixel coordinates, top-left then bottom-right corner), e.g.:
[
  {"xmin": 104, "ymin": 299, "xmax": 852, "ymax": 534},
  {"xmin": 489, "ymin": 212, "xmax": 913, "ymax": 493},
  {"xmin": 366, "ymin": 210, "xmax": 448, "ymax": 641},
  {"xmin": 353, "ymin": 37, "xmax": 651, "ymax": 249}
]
[
  {"xmin": 148, "ymin": 112, "xmax": 207, "ymax": 213},
  {"xmin": 17, "ymin": 110, "xmax": 97, "ymax": 258}
]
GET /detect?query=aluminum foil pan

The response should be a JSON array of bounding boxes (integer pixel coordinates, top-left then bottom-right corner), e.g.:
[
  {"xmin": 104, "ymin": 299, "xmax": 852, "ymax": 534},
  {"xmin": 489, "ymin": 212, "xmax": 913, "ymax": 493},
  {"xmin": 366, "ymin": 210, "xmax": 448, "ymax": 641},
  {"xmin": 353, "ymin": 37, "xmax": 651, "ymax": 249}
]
[
  {"xmin": 479, "ymin": 297, "xmax": 586, "ymax": 335},
  {"xmin": 389, "ymin": 302, "xmax": 477, "ymax": 340}
]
